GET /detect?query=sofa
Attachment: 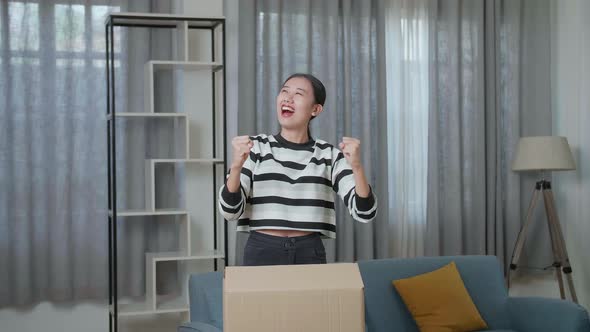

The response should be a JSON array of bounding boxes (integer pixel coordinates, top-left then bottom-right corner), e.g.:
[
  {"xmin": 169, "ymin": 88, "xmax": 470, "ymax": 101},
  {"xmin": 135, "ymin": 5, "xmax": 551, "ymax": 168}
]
[{"xmin": 178, "ymin": 255, "xmax": 590, "ymax": 332}]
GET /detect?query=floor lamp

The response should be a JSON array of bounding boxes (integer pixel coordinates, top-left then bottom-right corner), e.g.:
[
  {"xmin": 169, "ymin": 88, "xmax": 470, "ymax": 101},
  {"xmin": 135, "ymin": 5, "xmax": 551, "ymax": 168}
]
[{"xmin": 507, "ymin": 136, "xmax": 578, "ymax": 303}]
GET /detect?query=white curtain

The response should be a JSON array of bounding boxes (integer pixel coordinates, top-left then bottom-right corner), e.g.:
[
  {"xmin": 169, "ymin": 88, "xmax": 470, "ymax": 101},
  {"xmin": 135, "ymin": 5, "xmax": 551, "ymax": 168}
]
[
  {"xmin": 384, "ymin": 0, "xmax": 553, "ymax": 269},
  {"xmin": 0, "ymin": 0, "xmax": 180, "ymax": 307},
  {"xmin": 0, "ymin": 0, "xmax": 120, "ymax": 306},
  {"xmin": 384, "ymin": 0, "xmax": 429, "ymax": 258}
]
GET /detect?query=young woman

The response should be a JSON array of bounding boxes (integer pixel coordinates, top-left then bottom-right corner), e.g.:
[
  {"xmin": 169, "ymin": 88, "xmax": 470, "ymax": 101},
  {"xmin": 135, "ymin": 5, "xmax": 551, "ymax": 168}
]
[{"xmin": 218, "ymin": 73, "xmax": 377, "ymax": 266}]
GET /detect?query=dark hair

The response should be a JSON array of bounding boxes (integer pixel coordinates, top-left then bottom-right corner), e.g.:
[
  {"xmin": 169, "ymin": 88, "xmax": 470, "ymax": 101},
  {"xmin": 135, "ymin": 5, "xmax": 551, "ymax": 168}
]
[{"xmin": 281, "ymin": 73, "xmax": 326, "ymax": 138}]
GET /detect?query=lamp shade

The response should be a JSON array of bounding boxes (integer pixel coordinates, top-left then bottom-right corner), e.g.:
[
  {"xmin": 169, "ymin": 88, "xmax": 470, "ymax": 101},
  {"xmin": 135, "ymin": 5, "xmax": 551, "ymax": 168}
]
[{"xmin": 512, "ymin": 136, "xmax": 576, "ymax": 171}]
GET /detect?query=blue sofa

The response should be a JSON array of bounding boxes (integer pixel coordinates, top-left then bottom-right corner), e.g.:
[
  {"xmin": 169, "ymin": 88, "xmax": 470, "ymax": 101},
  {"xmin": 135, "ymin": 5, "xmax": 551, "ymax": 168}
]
[{"xmin": 178, "ymin": 255, "xmax": 590, "ymax": 332}]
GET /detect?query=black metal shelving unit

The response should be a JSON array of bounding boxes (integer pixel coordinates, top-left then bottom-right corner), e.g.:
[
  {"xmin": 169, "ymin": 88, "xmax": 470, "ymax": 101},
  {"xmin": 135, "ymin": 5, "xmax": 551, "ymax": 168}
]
[{"xmin": 106, "ymin": 13, "xmax": 227, "ymax": 332}]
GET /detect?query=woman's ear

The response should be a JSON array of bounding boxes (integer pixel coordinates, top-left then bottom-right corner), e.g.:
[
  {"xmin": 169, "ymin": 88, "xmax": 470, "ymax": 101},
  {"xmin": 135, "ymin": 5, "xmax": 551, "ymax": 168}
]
[{"xmin": 311, "ymin": 104, "xmax": 324, "ymax": 117}]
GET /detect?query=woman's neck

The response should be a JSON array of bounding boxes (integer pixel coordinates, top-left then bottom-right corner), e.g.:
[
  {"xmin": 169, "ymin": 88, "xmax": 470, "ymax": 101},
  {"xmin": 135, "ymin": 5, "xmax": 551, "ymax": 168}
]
[{"xmin": 279, "ymin": 128, "xmax": 310, "ymax": 144}]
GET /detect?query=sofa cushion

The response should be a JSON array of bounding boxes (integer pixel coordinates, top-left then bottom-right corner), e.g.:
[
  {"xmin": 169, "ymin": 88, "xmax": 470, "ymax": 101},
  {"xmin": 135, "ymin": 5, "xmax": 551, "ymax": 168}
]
[
  {"xmin": 392, "ymin": 261, "xmax": 488, "ymax": 332},
  {"xmin": 358, "ymin": 256, "xmax": 511, "ymax": 332}
]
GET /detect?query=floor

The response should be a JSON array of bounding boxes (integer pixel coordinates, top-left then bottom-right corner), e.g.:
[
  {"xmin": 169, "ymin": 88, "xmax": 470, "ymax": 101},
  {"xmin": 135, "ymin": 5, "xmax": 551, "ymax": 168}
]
[{"xmin": 509, "ymin": 268, "xmax": 571, "ymax": 299}]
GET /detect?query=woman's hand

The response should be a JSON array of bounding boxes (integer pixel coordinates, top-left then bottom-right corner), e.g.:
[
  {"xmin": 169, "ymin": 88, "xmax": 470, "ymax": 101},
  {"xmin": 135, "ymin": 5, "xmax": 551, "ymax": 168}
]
[
  {"xmin": 339, "ymin": 137, "xmax": 370, "ymax": 198},
  {"xmin": 227, "ymin": 136, "xmax": 253, "ymax": 193},
  {"xmin": 231, "ymin": 136, "xmax": 253, "ymax": 170},
  {"xmin": 339, "ymin": 137, "xmax": 362, "ymax": 171}
]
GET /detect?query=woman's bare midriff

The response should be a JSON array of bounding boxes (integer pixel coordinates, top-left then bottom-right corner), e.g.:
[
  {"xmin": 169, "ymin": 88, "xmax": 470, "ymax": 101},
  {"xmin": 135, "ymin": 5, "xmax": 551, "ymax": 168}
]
[{"xmin": 255, "ymin": 229, "xmax": 314, "ymax": 238}]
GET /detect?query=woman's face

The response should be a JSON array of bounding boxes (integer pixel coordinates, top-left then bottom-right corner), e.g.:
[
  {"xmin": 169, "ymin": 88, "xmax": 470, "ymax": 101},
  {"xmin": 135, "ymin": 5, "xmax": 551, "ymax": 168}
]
[{"xmin": 276, "ymin": 77, "xmax": 318, "ymax": 131}]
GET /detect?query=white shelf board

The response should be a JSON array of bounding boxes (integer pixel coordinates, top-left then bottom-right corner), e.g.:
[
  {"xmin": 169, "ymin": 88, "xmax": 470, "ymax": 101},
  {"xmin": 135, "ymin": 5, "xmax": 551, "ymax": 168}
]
[
  {"xmin": 115, "ymin": 296, "xmax": 188, "ymax": 316},
  {"xmin": 157, "ymin": 296, "xmax": 189, "ymax": 313},
  {"xmin": 146, "ymin": 251, "xmax": 224, "ymax": 262},
  {"xmin": 109, "ymin": 209, "xmax": 188, "ymax": 217},
  {"xmin": 149, "ymin": 158, "xmax": 224, "ymax": 164},
  {"xmin": 116, "ymin": 301, "xmax": 155, "ymax": 317},
  {"xmin": 150, "ymin": 60, "xmax": 223, "ymax": 72}
]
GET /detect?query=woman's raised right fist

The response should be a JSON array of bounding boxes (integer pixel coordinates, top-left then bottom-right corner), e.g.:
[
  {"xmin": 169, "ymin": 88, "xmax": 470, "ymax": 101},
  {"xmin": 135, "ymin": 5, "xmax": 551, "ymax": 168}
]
[{"xmin": 231, "ymin": 136, "xmax": 253, "ymax": 170}]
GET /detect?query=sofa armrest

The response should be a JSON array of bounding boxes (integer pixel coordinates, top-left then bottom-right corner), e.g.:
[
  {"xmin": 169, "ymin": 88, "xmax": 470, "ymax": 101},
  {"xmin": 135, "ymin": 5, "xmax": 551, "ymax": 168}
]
[
  {"xmin": 508, "ymin": 297, "xmax": 590, "ymax": 332},
  {"xmin": 178, "ymin": 321, "xmax": 222, "ymax": 332},
  {"xmin": 188, "ymin": 271, "xmax": 223, "ymax": 326}
]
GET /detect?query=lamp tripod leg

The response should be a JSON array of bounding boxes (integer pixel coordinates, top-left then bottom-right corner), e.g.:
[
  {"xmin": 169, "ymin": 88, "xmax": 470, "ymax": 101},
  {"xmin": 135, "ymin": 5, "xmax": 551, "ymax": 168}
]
[
  {"xmin": 542, "ymin": 187, "xmax": 566, "ymax": 299},
  {"xmin": 507, "ymin": 184, "xmax": 541, "ymax": 288},
  {"xmin": 544, "ymin": 188, "xmax": 578, "ymax": 303}
]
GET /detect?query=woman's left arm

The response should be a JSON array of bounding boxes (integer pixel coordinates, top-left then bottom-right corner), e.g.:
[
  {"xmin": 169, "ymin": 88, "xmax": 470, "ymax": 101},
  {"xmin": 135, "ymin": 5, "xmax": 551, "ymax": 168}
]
[
  {"xmin": 340, "ymin": 137, "xmax": 370, "ymax": 197},
  {"xmin": 333, "ymin": 137, "xmax": 377, "ymax": 222}
]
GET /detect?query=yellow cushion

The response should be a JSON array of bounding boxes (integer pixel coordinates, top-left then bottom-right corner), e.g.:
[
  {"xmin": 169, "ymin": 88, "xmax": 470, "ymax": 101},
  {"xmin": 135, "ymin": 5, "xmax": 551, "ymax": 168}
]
[{"xmin": 392, "ymin": 261, "xmax": 488, "ymax": 332}]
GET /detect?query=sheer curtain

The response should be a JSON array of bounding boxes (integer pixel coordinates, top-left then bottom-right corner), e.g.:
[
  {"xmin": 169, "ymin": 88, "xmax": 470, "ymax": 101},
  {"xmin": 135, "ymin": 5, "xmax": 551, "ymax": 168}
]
[
  {"xmin": 384, "ymin": 0, "xmax": 429, "ymax": 258},
  {"xmin": 0, "ymin": 0, "xmax": 180, "ymax": 307},
  {"xmin": 384, "ymin": 0, "xmax": 553, "ymax": 268}
]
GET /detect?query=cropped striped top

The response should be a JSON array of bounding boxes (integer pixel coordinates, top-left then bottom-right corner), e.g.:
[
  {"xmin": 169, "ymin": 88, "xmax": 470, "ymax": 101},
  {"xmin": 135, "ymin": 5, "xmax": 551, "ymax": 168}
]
[{"xmin": 218, "ymin": 133, "xmax": 377, "ymax": 238}]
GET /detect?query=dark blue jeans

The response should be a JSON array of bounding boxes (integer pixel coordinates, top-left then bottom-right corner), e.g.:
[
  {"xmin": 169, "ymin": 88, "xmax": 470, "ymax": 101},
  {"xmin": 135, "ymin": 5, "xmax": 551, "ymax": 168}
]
[{"xmin": 243, "ymin": 231, "xmax": 327, "ymax": 266}]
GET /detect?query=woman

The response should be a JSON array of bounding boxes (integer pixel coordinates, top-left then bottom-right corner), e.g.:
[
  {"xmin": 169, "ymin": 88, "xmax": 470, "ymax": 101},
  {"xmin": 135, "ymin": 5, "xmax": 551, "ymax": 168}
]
[{"xmin": 218, "ymin": 73, "xmax": 377, "ymax": 266}]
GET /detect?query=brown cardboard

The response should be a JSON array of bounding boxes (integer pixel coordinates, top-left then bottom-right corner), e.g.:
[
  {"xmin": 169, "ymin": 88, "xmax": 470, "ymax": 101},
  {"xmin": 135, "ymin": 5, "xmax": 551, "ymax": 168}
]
[{"xmin": 223, "ymin": 263, "xmax": 365, "ymax": 332}]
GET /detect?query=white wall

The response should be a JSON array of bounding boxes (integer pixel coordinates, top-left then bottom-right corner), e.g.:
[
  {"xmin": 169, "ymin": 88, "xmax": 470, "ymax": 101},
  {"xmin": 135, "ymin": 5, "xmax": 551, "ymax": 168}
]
[{"xmin": 551, "ymin": 0, "xmax": 590, "ymax": 310}]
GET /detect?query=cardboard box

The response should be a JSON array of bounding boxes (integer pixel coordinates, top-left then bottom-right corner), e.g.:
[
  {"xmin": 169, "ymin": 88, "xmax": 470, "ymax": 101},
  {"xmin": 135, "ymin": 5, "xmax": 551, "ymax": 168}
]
[{"xmin": 223, "ymin": 263, "xmax": 365, "ymax": 332}]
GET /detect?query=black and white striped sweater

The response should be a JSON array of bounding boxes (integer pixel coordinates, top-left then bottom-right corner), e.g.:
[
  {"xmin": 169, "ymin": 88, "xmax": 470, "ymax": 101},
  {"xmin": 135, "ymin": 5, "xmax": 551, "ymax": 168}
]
[{"xmin": 218, "ymin": 134, "xmax": 377, "ymax": 239}]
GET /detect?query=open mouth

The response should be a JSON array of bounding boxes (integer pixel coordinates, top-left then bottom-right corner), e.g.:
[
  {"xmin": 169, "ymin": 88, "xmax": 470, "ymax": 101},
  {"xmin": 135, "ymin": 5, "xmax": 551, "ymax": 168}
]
[{"xmin": 281, "ymin": 105, "xmax": 295, "ymax": 117}]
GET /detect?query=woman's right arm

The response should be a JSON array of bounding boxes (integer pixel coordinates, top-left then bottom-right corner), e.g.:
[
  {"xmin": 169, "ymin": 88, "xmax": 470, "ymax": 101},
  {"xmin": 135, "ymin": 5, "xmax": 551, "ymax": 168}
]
[{"xmin": 218, "ymin": 136, "xmax": 254, "ymax": 221}]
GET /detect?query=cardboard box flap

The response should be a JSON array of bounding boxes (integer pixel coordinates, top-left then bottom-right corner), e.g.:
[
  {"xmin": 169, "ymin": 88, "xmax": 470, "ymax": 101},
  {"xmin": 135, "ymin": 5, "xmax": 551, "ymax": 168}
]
[{"xmin": 224, "ymin": 263, "xmax": 364, "ymax": 292}]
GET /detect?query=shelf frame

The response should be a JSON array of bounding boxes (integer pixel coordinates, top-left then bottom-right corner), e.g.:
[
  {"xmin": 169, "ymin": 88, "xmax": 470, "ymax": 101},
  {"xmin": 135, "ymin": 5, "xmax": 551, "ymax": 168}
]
[{"xmin": 106, "ymin": 13, "xmax": 227, "ymax": 332}]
